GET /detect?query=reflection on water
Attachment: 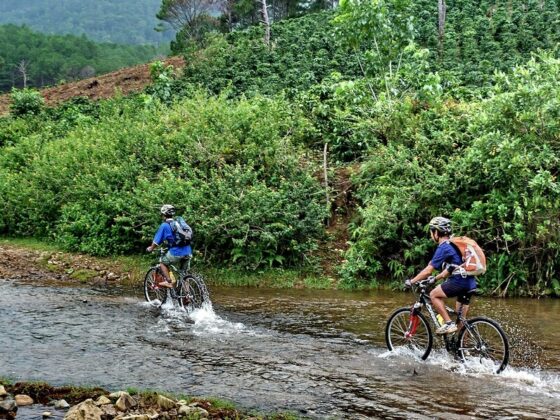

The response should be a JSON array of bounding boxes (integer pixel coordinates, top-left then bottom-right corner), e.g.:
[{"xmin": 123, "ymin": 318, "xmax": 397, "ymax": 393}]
[{"xmin": 0, "ymin": 279, "xmax": 559, "ymax": 418}]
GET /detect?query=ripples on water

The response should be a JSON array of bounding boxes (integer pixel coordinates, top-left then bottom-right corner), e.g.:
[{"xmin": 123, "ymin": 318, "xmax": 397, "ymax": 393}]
[{"xmin": 1, "ymin": 280, "xmax": 559, "ymax": 419}]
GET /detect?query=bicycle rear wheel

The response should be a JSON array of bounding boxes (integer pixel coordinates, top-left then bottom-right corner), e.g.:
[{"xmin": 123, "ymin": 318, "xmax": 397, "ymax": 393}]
[
  {"xmin": 144, "ymin": 267, "xmax": 167, "ymax": 306},
  {"xmin": 457, "ymin": 316, "xmax": 509, "ymax": 374},
  {"xmin": 177, "ymin": 275, "xmax": 210, "ymax": 311},
  {"xmin": 385, "ymin": 307, "xmax": 433, "ymax": 360}
]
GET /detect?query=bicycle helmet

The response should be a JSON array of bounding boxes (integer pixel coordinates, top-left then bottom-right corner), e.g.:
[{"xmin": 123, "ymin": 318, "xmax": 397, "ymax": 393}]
[
  {"xmin": 429, "ymin": 216, "xmax": 452, "ymax": 235},
  {"xmin": 160, "ymin": 204, "xmax": 176, "ymax": 217}
]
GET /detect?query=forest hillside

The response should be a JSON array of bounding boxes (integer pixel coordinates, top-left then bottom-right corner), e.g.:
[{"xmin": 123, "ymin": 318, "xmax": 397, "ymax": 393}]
[{"xmin": 0, "ymin": 25, "xmax": 169, "ymax": 93}]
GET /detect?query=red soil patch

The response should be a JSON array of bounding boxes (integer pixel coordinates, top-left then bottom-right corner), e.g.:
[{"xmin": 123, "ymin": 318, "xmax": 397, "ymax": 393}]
[{"xmin": 0, "ymin": 56, "xmax": 185, "ymax": 115}]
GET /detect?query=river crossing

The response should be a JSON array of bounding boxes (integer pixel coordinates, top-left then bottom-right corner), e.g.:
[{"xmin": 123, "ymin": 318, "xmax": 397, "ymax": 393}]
[{"xmin": 0, "ymin": 279, "xmax": 559, "ymax": 419}]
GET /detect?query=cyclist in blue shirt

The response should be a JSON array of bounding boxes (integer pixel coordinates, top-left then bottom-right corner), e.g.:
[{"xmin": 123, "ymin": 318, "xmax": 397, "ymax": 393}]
[
  {"xmin": 406, "ymin": 217, "xmax": 477, "ymax": 334},
  {"xmin": 146, "ymin": 204, "xmax": 192, "ymax": 288}
]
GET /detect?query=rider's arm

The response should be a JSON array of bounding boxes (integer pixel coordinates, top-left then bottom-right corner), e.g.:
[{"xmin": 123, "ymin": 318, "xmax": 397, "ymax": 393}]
[
  {"xmin": 147, "ymin": 223, "xmax": 167, "ymax": 252},
  {"xmin": 433, "ymin": 269, "xmax": 450, "ymax": 282},
  {"xmin": 146, "ymin": 242, "xmax": 159, "ymax": 252},
  {"xmin": 410, "ymin": 264, "xmax": 435, "ymax": 284}
]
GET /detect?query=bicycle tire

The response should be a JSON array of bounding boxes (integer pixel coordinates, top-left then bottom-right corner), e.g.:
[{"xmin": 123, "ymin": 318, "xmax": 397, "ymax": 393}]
[
  {"xmin": 457, "ymin": 316, "xmax": 509, "ymax": 374},
  {"xmin": 177, "ymin": 274, "xmax": 210, "ymax": 311},
  {"xmin": 144, "ymin": 267, "xmax": 168, "ymax": 306},
  {"xmin": 385, "ymin": 307, "xmax": 433, "ymax": 360}
]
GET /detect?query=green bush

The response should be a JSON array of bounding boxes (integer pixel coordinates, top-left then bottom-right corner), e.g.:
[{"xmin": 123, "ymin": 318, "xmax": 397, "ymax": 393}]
[{"xmin": 9, "ymin": 88, "xmax": 45, "ymax": 116}]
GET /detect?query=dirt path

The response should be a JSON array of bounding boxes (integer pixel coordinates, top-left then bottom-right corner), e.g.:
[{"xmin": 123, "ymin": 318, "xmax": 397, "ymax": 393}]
[{"xmin": 0, "ymin": 56, "xmax": 185, "ymax": 116}]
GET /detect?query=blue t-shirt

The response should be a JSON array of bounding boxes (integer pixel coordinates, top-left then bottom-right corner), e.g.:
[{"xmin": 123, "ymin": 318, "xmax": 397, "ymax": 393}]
[
  {"xmin": 153, "ymin": 222, "xmax": 192, "ymax": 257},
  {"xmin": 430, "ymin": 241, "xmax": 476, "ymax": 288}
]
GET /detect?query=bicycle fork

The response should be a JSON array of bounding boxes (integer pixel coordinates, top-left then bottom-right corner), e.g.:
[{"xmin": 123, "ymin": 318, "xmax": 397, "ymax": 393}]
[{"xmin": 406, "ymin": 303, "xmax": 423, "ymax": 338}]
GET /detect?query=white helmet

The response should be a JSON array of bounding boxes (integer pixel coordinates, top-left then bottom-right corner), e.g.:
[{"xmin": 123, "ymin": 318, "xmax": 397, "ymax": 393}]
[{"xmin": 160, "ymin": 204, "xmax": 176, "ymax": 217}]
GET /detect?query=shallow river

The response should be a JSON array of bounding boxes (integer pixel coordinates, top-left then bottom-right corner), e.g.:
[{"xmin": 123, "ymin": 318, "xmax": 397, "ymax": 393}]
[{"xmin": 1, "ymin": 279, "xmax": 559, "ymax": 419}]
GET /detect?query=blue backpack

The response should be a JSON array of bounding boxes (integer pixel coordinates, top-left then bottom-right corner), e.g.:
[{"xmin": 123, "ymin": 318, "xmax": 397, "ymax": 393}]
[{"xmin": 168, "ymin": 216, "xmax": 193, "ymax": 247}]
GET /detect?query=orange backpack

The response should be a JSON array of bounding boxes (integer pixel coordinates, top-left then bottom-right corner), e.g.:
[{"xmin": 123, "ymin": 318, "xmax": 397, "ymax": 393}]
[{"xmin": 448, "ymin": 236, "xmax": 487, "ymax": 276}]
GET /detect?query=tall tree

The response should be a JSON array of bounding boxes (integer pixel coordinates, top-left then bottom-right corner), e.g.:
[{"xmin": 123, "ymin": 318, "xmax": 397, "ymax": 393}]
[
  {"xmin": 15, "ymin": 59, "xmax": 30, "ymax": 88},
  {"xmin": 156, "ymin": 0, "xmax": 219, "ymax": 40}
]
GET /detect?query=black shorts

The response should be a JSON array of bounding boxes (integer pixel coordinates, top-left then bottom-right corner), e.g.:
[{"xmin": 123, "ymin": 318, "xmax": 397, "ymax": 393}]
[{"xmin": 441, "ymin": 277, "xmax": 477, "ymax": 304}]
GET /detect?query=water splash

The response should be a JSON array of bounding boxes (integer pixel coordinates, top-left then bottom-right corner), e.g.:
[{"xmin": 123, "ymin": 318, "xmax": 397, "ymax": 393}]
[
  {"xmin": 190, "ymin": 302, "xmax": 247, "ymax": 336},
  {"xmin": 379, "ymin": 347, "xmax": 560, "ymax": 398},
  {"xmin": 140, "ymin": 296, "xmax": 250, "ymax": 337}
]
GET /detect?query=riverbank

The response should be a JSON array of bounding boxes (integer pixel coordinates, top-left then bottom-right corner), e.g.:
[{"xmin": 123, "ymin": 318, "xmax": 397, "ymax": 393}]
[
  {"xmin": 0, "ymin": 379, "xmax": 296, "ymax": 419},
  {"xmin": 0, "ymin": 238, "xmax": 343, "ymax": 290}
]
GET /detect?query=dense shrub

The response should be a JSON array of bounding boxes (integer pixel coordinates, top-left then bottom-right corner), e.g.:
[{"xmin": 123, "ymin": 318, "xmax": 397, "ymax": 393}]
[
  {"xmin": 0, "ymin": 93, "xmax": 327, "ymax": 268},
  {"xmin": 180, "ymin": 12, "xmax": 360, "ymax": 98},
  {"xmin": 341, "ymin": 54, "xmax": 560, "ymax": 296}
]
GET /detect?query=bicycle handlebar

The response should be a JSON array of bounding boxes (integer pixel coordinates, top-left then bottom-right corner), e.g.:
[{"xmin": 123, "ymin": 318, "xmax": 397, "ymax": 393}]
[{"xmin": 411, "ymin": 277, "xmax": 436, "ymax": 292}]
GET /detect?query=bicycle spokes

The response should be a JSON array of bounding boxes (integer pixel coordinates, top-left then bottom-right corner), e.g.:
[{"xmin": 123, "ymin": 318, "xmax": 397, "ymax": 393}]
[
  {"xmin": 457, "ymin": 317, "xmax": 509, "ymax": 373},
  {"xmin": 386, "ymin": 308, "xmax": 433, "ymax": 360}
]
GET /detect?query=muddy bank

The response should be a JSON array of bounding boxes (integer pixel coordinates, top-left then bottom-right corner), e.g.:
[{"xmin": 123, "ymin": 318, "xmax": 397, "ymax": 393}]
[
  {"xmin": 0, "ymin": 381, "xmax": 288, "ymax": 419},
  {"xmin": 0, "ymin": 243, "xmax": 134, "ymax": 285}
]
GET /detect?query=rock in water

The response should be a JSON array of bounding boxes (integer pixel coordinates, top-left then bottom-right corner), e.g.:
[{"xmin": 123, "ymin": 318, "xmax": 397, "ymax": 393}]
[
  {"xmin": 54, "ymin": 399, "xmax": 70, "ymax": 409},
  {"xmin": 64, "ymin": 399, "xmax": 103, "ymax": 420},
  {"xmin": 0, "ymin": 394, "xmax": 18, "ymax": 418},
  {"xmin": 15, "ymin": 394, "xmax": 33, "ymax": 406}
]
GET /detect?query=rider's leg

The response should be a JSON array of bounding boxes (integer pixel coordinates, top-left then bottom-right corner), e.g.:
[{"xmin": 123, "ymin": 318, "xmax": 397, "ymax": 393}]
[
  {"xmin": 159, "ymin": 250, "xmax": 177, "ymax": 288},
  {"xmin": 430, "ymin": 285, "xmax": 452, "ymax": 322},
  {"xmin": 432, "ymin": 283, "xmax": 459, "ymax": 334},
  {"xmin": 158, "ymin": 263, "xmax": 173, "ymax": 287}
]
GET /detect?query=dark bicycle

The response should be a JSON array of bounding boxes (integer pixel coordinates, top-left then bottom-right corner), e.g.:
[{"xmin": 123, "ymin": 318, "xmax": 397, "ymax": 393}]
[
  {"xmin": 385, "ymin": 278, "xmax": 509, "ymax": 373},
  {"xmin": 144, "ymin": 248, "xmax": 210, "ymax": 312}
]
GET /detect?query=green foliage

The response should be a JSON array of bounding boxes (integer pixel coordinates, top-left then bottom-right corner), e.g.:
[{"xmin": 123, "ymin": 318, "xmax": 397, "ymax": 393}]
[
  {"xmin": 449, "ymin": 54, "xmax": 560, "ymax": 295},
  {"xmin": 2, "ymin": 1, "xmax": 560, "ymax": 296},
  {"xmin": 9, "ymin": 88, "xmax": 44, "ymax": 116},
  {"xmin": 175, "ymin": 2, "xmax": 560, "ymax": 101},
  {"xmin": 0, "ymin": 93, "xmax": 327, "ymax": 269},
  {"xmin": 410, "ymin": 0, "xmax": 560, "ymax": 93},
  {"xmin": 334, "ymin": 0, "xmax": 414, "ymax": 76},
  {"xmin": 341, "ymin": 53, "xmax": 560, "ymax": 296},
  {"xmin": 146, "ymin": 61, "xmax": 177, "ymax": 104}
]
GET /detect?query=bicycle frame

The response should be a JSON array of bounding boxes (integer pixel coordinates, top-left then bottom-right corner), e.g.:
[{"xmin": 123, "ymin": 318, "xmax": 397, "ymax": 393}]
[
  {"xmin": 411, "ymin": 281, "xmax": 470, "ymax": 353},
  {"xmin": 144, "ymin": 248, "xmax": 209, "ymax": 311},
  {"xmin": 386, "ymin": 279, "xmax": 509, "ymax": 373}
]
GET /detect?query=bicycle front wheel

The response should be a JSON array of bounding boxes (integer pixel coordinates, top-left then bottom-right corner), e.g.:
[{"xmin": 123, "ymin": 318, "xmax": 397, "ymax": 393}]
[
  {"xmin": 144, "ymin": 267, "xmax": 167, "ymax": 306},
  {"xmin": 385, "ymin": 307, "xmax": 433, "ymax": 360},
  {"xmin": 178, "ymin": 275, "xmax": 210, "ymax": 311},
  {"xmin": 457, "ymin": 316, "xmax": 509, "ymax": 374}
]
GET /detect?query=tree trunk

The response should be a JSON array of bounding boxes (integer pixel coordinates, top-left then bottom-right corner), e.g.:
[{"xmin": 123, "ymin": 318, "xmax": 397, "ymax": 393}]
[
  {"xmin": 259, "ymin": 0, "xmax": 271, "ymax": 45},
  {"xmin": 437, "ymin": 0, "xmax": 446, "ymax": 57},
  {"xmin": 17, "ymin": 60, "xmax": 29, "ymax": 88}
]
